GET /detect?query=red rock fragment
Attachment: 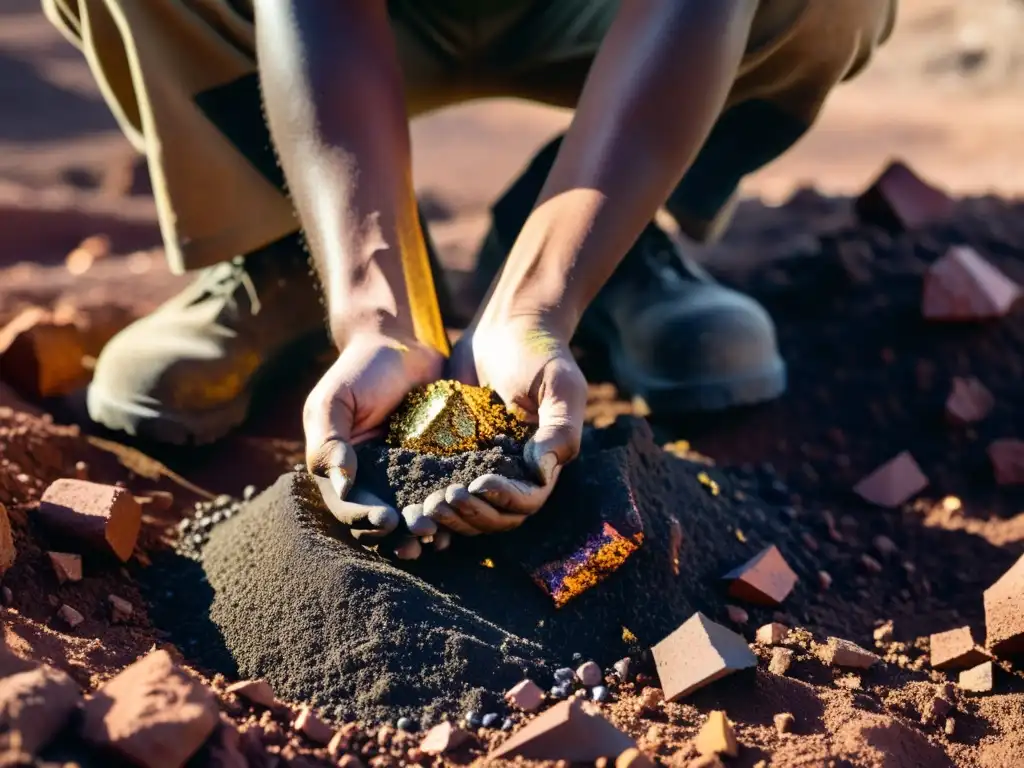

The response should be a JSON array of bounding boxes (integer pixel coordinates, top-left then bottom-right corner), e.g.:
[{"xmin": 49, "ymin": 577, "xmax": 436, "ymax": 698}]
[
  {"xmin": 987, "ymin": 440, "xmax": 1024, "ymax": 486},
  {"xmin": 923, "ymin": 246, "xmax": 1022, "ymax": 321},
  {"xmin": 694, "ymin": 711, "xmax": 738, "ymax": 758},
  {"xmin": 47, "ymin": 552, "xmax": 83, "ymax": 584},
  {"xmin": 0, "ymin": 663, "xmax": 82, "ymax": 756},
  {"xmin": 505, "ymin": 679, "xmax": 544, "ymax": 712},
  {"xmin": 57, "ymin": 604, "xmax": 84, "ymax": 629},
  {"xmin": 929, "ymin": 627, "xmax": 989, "ymax": 670},
  {"xmin": 983, "ymin": 554, "xmax": 1024, "ymax": 656},
  {"xmin": 108, "ymin": 594, "xmax": 133, "ymax": 623},
  {"xmin": 854, "ymin": 160, "xmax": 953, "ymax": 231},
  {"xmin": 774, "ymin": 712, "xmax": 795, "ymax": 735},
  {"xmin": 817, "ymin": 637, "xmax": 879, "ymax": 670},
  {"xmin": 945, "ymin": 377, "xmax": 994, "ymax": 424},
  {"xmin": 755, "ymin": 623, "xmax": 788, "ymax": 646},
  {"xmin": 853, "ymin": 452, "xmax": 928, "ymax": 508},
  {"xmin": 652, "ymin": 612, "xmax": 757, "ymax": 701},
  {"xmin": 616, "ymin": 747, "xmax": 655, "ymax": 767},
  {"xmin": 958, "ymin": 661, "xmax": 994, "ymax": 694},
  {"xmin": 38, "ymin": 479, "xmax": 142, "ymax": 562},
  {"xmin": 81, "ymin": 649, "xmax": 219, "ymax": 768},
  {"xmin": 294, "ymin": 705, "xmax": 334, "ymax": 745},
  {"xmin": 722, "ymin": 545, "xmax": 798, "ymax": 606},
  {"xmin": 725, "ymin": 605, "xmax": 748, "ymax": 625},
  {"xmin": 225, "ymin": 679, "xmax": 276, "ymax": 709},
  {"xmin": 0, "ymin": 502, "xmax": 14, "ymax": 575},
  {"xmin": 488, "ymin": 699, "xmax": 635, "ymax": 762},
  {"xmin": 0, "ymin": 307, "xmax": 90, "ymax": 398},
  {"xmin": 419, "ymin": 722, "xmax": 472, "ymax": 756}
]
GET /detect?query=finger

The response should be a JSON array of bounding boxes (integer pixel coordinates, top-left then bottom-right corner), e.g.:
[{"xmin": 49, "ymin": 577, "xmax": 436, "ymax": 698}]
[
  {"xmin": 525, "ymin": 358, "xmax": 587, "ymax": 483},
  {"xmin": 313, "ymin": 476, "xmax": 399, "ymax": 540},
  {"xmin": 446, "ymin": 484, "xmax": 529, "ymax": 533},
  {"xmin": 394, "ymin": 537, "xmax": 423, "ymax": 560},
  {"xmin": 424, "ymin": 487, "xmax": 479, "ymax": 537},
  {"xmin": 308, "ymin": 439, "xmax": 358, "ymax": 500},
  {"xmin": 432, "ymin": 530, "xmax": 452, "ymax": 551},
  {"xmin": 401, "ymin": 503, "xmax": 438, "ymax": 537},
  {"xmin": 467, "ymin": 469, "xmax": 560, "ymax": 516}
]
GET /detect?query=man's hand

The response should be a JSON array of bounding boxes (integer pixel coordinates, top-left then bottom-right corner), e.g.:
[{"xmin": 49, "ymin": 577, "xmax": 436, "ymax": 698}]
[
  {"xmin": 400, "ymin": 315, "xmax": 587, "ymax": 538},
  {"xmin": 304, "ymin": 331, "xmax": 445, "ymax": 556}
]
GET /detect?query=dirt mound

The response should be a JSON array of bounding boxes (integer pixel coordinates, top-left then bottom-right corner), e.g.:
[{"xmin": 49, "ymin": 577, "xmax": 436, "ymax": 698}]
[{"xmin": 191, "ymin": 418, "xmax": 813, "ymax": 724}]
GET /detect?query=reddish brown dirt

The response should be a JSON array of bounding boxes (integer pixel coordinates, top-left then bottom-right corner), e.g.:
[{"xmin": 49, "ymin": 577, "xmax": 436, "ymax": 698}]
[{"xmin": 4, "ymin": 1, "xmax": 1024, "ymax": 765}]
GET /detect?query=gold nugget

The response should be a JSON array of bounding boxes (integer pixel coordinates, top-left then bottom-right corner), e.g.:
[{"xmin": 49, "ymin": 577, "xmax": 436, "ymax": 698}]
[{"xmin": 388, "ymin": 380, "xmax": 528, "ymax": 455}]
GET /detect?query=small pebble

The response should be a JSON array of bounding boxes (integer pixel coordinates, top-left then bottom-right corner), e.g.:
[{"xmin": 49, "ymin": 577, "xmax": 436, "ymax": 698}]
[
  {"xmin": 726, "ymin": 605, "xmax": 749, "ymax": 625},
  {"xmin": 464, "ymin": 711, "xmax": 481, "ymax": 729},
  {"xmin": 553, "ymin": 667, "xmax": 575, "ymax": 685},
  {"xmin": 769, "ymin": 647, "xmax": 794, "ymax": 676},
  {"xmin": 501, "ymin": 718, "xmax": 514, "ymax": 732},
  {"xmin": 639, "ymin": 687, "xmax": 663, "ymax": 710},
  {"xmin": 481, "ymin": 713, "xmax": 500, "ymax": 729},
  {"xmin": 592, "ymin": 686, "xmax": 609, "ymax": 703},
  {"xmin": 945, "ymin": 717, "xmax": 956, "ymax": 736},
  {"xmin": 818, "ymin": 570, "xmax": 833, "ymax": 590},
  {"xmin": 396, "ymin": 717, "xmax": 415, "ymax": 733},
  {"xmin": 550, "ymin": 685, "xmax": 571, "ymax": 700},
  {"xmin": 576, "ymin": 660, "xmax": 602, "ymax": 687},
  {"xmin": 613, "ymin": 658, "xmax": 632, "ymax": 681},
  {"xmin": 243, "ymin": 485, "xmax": 257, "ymax": 500},
  {"xmin": 774, "ymin": 712, "xmax": 795, "ymax": 735}
]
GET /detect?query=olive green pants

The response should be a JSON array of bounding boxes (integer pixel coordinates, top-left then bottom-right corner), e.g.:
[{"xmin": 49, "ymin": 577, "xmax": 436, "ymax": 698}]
[{"xmin": 42, "ymin": 0, "xmax": 894, "ymax": 273}]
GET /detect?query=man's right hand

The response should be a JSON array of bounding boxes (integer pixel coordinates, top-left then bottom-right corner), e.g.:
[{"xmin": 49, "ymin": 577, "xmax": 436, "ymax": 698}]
[{"xmin": 303, "ymin": 331, "xmax": 444, "ymax": 555}]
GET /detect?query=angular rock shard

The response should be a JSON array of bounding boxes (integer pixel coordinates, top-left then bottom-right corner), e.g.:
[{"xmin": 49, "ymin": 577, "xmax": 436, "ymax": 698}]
[
  {"xmin": 47, "ymin": 552, "xmax": 83, "ymax": 584},
  {"xmin": 505, "ymin": 679, "xmax": 544, "ymax": 712},
  {"xmin": 983, "ymin": 554, "xmax": 1024, "ymax": 657},
  {"xmin": 58, "ymin": 604, "xmax": 84, "ymax": 629},
  {"xmin": 854, "ymin": 160, "xmax": 954, "ymax": 231},
  {"xmin": 38, "ymin": 479, "xmax": 141, "ymax": 562},
  {"xmin": 929, "ymin": 626, "xmax": 989, "ymax": 670},
  {"xmin": 225, "ymin": 679, "xmax": 276, "ymax": 709},
  {"xmin": 0, "ymin": 664, "xmax": 82, "ymax": 757},
  {"xmin": 0, "ymin": 502, "xmax": 14, "ymax": 575},
  {"xmin": 723, "ymin": 546, "xmax": 798, "ymax": 606},
  {"xmin": 817, "ymin": 637, "xmax": 879, "ymax": 670},
  {"xmin": 988, "ymin": 440, "xmax": 1024, "ymax": 487},
  {"xmin": 294, "ymin": 706, "xmax": 334, "ymax": 744},
  {"xmin": 695, "ymin": 711, "xmax": 738, "ymax": 758},
  {"xmin": 923, "ymin": 246, "xmax": 1022, "ymax": 321},
  {"xmin": 81, "ymin": 649, "xmax": 219, "ymax": 768},
  {"xmin": 853, "ymin": 452, "xmax": 928, "ymax": 508},
  {"xmin": 959, "ymin": 661, "xmax": 994, "ymax": 693},
  {"xmin": 420, "ymin": 722, "xmax": 473, "ymax": 756},
  {"xmin": 488, "ymin": 699, "xmax": 635, "ymax": 762},
  {"xmin": 652, "ymin": 612, "xmax": 757, "ymax": 701},
  {"xmin": 755, "ymin": 623, "xmax": 789, "ymax": 646},
  {"xmin": 945, "ymin": 377, "xmax": 994, "ymax": 425},
  {"xmin": 0, "ymin": 307, "xmax": 90, "ymax": 399}
]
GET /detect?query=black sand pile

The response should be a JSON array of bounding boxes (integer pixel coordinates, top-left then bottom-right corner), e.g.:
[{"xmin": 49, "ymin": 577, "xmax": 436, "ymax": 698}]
[{"xmin": 197, "ymin": 417, "xmax": 817, "ymax": 724}]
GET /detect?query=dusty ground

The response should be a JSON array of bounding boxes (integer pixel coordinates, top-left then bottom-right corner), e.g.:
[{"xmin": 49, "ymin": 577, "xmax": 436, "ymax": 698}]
[{"xmin": 3, "ymin": 1, "xmax": 1024, "ymax": 766}]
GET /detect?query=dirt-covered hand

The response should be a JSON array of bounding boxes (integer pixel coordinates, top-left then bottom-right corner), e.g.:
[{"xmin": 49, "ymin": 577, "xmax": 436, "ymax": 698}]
[
  {"xmin": 435, "ymin": 315, "xmax": 587, "ymax": 533},
  {"xmin": 304, "ymin": 331, "xmax": 443, "ymax": 551}
]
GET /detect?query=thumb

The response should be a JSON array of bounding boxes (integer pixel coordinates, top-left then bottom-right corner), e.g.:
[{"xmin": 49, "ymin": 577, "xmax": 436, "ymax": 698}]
[{"xmin": 524, "ymin": 358, "xmax": 586, "ymax": 485}]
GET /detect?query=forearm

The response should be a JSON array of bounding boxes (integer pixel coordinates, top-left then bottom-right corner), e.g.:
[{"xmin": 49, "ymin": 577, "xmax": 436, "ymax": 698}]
[
  {"xmin": 481, "ymin": 0, "xmax": 757, "ymax": 338},
  {"xmin": 255, "ymin": 0, "xmax": 444, "ymax": 351}
]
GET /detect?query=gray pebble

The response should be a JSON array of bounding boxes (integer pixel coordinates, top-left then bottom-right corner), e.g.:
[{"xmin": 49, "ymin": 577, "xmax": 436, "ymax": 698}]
[
  {"xmin": 592, "ymin": 685, "xmax": 609, "ymax": 702},
  {"xmin": 481, "ymin": 713, "xmax": 499, "ymax": 729},
  {"xmin": 396, "ymin": 717, "xmax": 416, "ymax": 732}
]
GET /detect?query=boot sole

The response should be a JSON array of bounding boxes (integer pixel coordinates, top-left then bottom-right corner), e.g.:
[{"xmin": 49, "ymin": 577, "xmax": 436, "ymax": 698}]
[
  {"xmin": 608, "ymin": 342, "xmax": 787, "ymax": 414},
  {"xmin": 86, "ymin": 385, "xmax": 252, "ymax": 446}
]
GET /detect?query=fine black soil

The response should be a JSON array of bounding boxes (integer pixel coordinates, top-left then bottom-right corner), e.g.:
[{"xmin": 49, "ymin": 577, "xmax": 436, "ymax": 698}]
[
  {"xmin": 355, "ymin": 435, "xmax": 529, "ymax": 510},
  {"xmin": 195, "ymin": 418, "xmax": 816, "ymax": 725}
]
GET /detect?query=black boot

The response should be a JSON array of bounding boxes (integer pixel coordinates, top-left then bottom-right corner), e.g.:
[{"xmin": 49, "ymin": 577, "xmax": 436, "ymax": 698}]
[{"xmin": 475, "ymin": 139, "xmax": 786, "ymax": 414}]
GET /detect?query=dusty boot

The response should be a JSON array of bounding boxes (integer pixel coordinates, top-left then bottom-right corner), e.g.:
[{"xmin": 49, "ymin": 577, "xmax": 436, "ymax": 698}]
[
  {"xmin": 475, "ymin": 141, "xmax": 785, "ymax": 415},
  {"xmin": 86, "ymin": 235, "xmax": 329, "ymax": 444}
]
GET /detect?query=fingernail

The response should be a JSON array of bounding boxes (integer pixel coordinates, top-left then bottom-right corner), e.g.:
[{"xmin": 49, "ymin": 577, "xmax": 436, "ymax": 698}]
[
  {"xmin": 538, "ymin": 452, "xmax": 558, "ymax": 485},
  {"xmin": 329, "ymin": 466, "xmax": 352, "ymax": 500}
]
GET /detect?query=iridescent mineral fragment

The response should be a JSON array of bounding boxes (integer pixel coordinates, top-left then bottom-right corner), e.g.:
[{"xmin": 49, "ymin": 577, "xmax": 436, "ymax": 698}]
[{"xmin": 387, "ymin": 380, "xmax": 527, "ymax": 455}]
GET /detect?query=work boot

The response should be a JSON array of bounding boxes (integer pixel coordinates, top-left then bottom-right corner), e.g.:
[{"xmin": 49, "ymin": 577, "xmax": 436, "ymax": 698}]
[
  {"xmin": 86, "ymin": 235, "xmax": 329, "ymax": 445},
  {"xmin": 475, "ymin": 141, "xmax": 786, "ymax": 415}
]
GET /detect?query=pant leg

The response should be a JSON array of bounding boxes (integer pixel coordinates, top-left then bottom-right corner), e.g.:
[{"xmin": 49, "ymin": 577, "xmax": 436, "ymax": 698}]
[{"xmin": 40, "ymin": 0, "xmax": 462, "ymax": 276}]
